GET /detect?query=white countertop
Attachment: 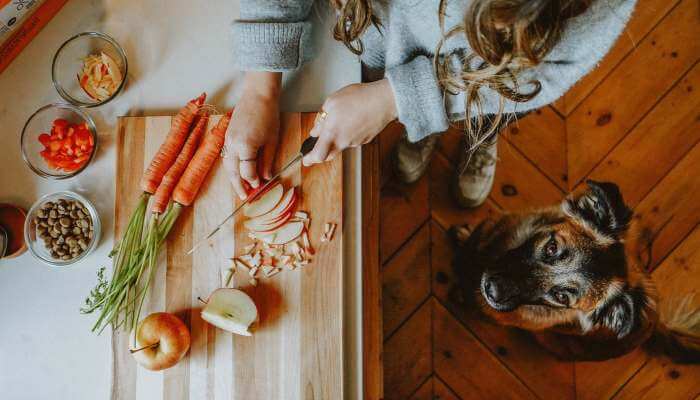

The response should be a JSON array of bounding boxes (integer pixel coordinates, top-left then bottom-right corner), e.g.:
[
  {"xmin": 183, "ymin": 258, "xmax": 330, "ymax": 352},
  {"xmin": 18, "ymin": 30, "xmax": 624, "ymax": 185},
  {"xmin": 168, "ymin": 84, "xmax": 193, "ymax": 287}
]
[{"xmin": 0, "ymin": 1, "xmax": 360, "ymax": 399}]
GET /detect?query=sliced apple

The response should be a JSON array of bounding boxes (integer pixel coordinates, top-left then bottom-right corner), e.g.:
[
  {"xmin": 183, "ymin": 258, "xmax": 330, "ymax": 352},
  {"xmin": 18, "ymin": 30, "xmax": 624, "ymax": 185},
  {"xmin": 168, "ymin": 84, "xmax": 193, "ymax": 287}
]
[
  {"xmin": 243, "ymin": 183, "xmax": 284, "ymax": 218},
  {"xmin": 201, "ymin": 288, "xmax": 258, "ymax": 336},
  {"xmin": 257, "ymin": 221, "xmax": 305, "ymax": 245},
  {"xmin": 246, "ymin": 187, "xmax": 296, "ymax": 226},
  {"xmin": 245, "ymin": 209, "xmax": 294, "ymax": 233}
]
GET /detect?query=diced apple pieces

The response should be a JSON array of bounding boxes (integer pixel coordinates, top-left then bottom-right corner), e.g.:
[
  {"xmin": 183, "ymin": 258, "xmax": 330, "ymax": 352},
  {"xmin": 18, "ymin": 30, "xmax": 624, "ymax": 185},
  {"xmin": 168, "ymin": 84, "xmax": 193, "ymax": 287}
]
[{"xmin": 243, "ymin": 183, "xmax": 284, "ymax": 218}]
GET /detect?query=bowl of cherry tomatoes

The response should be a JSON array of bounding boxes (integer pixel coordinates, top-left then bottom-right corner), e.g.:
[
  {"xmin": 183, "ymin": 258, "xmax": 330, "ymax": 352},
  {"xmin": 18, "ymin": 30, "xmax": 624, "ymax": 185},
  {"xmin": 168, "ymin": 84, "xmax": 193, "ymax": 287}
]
[{"xmin": 20, "ymin": 103, "xmax": 97, "ymax": 179}]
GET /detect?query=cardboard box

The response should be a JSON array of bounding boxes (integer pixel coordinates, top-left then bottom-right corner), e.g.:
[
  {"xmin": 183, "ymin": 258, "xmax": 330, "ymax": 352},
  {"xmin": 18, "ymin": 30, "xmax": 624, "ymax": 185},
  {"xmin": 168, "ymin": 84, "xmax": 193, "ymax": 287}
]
[{"xmin": 0, "ymin": 0, "xmax": 68, "ymax": 74}]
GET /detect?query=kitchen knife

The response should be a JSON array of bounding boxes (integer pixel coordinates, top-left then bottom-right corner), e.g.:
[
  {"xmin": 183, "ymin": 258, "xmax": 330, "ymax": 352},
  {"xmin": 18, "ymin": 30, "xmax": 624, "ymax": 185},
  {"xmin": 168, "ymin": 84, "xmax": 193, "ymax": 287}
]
[{"xmin": 186, "ymin": 136, "xmax": 318, "ymax": 255}]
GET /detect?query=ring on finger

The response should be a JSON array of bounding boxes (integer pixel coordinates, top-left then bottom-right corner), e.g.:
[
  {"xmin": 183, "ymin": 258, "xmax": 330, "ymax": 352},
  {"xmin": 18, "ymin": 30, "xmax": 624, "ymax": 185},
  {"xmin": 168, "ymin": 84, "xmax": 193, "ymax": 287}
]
[{"xmin": 314, "ymin": 110, "xmax": 328, "ymax": 125}]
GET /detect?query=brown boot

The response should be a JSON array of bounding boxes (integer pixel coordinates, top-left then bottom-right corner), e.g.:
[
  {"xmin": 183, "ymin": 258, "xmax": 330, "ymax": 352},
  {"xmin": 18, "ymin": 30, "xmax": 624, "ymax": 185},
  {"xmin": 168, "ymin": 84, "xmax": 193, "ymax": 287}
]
[
  {"xmin": 452, "ymin": 137, "xmax": 498, "ymax": 208},
  {"xmin": 392, "ymin": 134, "xmax": 439, "ymax": 184}
]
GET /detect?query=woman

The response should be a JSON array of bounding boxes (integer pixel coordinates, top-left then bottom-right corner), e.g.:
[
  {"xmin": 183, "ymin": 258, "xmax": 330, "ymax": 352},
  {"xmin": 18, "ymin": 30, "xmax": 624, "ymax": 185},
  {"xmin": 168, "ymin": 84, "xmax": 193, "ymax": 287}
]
[{"xmin": 224, "ymin": 0, "xmax": 636, "ymax": 208}]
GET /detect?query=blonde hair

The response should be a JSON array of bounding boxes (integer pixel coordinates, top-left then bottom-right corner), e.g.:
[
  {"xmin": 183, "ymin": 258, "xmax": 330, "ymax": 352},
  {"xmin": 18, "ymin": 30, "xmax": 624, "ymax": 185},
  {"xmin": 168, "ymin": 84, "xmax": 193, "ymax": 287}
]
[{"xmin": 330, "ymin": 0, "xmax": 591, "ymax": 149}]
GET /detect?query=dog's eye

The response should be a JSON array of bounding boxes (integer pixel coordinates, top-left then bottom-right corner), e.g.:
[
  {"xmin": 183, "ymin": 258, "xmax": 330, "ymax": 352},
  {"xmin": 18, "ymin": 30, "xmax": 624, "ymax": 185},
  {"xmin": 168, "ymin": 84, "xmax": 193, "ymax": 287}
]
[
  {"xmin": 544, "ymin": 239, "xmax": 558, "ymax": 258},
  {"xmin": 551, "ymin": 290, "xmax": 569, "ymax": 306}
]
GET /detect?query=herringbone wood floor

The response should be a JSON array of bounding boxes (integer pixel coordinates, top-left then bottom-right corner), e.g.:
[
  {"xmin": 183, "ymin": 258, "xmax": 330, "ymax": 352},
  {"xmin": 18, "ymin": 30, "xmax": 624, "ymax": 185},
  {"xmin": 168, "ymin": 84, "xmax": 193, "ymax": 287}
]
[{"xmin": 379, "ymin": 1, "xmax": 700, "ymax": 398}]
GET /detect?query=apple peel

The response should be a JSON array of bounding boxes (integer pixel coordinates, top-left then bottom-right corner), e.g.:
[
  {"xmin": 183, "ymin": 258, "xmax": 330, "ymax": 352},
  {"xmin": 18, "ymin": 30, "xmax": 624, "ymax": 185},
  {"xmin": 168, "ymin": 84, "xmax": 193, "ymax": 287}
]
[{"xmin": 243, "ymin": 183, "xmax": 284, "ymax": 218}]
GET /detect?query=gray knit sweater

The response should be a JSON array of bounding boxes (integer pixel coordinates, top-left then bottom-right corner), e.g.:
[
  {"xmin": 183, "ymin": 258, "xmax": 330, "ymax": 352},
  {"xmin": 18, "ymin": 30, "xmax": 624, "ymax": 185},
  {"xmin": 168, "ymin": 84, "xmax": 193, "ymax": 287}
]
[{"xmin": 232, "ymin": 0, "xmax": 637, "ymax": 142}]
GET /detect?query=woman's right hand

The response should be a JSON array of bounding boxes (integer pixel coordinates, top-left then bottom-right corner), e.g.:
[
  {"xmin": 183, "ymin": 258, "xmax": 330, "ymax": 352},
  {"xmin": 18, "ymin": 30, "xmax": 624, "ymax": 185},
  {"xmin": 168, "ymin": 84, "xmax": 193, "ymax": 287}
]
[{"xmin": 223, "ymin": 71, "xmax": 282, "ymax": 199}]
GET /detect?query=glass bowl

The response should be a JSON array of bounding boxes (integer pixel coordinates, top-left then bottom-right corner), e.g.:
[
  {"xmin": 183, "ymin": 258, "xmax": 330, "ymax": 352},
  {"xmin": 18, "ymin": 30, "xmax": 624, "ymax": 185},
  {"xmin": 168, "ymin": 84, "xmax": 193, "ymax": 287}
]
[
  {"xmin": 24, "ymin": 191, "xmax": 101, "ymax": 268},
  {"xmin": 52, "ymin": 31, "xmax": 128, "ymax": 107},
  {"xmin": 21, "ymin": 103, "xmax": 98, "ymax": 179}
]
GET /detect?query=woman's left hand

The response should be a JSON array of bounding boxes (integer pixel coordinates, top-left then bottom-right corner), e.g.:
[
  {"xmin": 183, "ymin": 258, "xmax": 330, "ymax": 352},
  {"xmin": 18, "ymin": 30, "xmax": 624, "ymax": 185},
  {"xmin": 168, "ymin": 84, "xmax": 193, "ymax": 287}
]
[{"xmin": 302, "ymin": 78, "xmax": 398, "ymax": 165}]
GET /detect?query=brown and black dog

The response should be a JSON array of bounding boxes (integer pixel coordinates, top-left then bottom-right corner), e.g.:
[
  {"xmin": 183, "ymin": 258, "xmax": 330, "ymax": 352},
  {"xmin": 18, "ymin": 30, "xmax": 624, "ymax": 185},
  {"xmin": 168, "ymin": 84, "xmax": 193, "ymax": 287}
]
[{"xmin": 451, "ymin": 180, "xmax": 700, "ymax": 362}]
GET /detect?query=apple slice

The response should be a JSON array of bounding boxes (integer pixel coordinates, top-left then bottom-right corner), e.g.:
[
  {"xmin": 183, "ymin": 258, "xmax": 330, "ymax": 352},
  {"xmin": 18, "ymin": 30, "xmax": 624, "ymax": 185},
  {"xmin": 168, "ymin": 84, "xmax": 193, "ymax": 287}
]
[
  {"xmin": 243, "ymin": 183, "xmax": 284, "ymax": 218},
  {"xmin": 201, "ymin": 288, "xmax": 258, "ymax": 336},
  {"xmin": 257, "ymin": 221, "xmax": 305, "ymax": 245},
  {"xmin": 245, "ymin": 209, "xmax": 294, "ymax": 233},
  {"xmin": 246, "ymin": 187, "xmax": 296, "ymax": 226}
]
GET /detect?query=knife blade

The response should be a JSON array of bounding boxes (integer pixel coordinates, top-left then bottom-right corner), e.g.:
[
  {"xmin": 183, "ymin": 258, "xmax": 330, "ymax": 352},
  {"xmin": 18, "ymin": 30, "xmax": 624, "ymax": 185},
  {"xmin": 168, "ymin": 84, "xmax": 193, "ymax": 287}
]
[{"xmin": 186, "ymin": 136, "xmax": 318, "ymax": 255}]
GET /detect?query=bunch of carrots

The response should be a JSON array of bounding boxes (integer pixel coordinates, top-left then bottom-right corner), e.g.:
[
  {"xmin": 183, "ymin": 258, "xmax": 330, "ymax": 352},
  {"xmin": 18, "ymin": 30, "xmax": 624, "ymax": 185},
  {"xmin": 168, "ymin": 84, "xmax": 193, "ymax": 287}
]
[{"xmin": 81, "ymin": 93, "xmax": 232, "ymax": 334}]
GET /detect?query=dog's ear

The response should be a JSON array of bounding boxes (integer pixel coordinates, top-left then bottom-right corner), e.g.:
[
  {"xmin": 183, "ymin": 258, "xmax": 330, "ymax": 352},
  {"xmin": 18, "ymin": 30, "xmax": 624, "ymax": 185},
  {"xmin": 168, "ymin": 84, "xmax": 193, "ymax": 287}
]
[
  {"xmin": 563, "ymin": 180, "xmax": 632, "ymax": 238},
  {"xmin": 589, "ymin": 286, "xmax": 643, "ymax": 339}
]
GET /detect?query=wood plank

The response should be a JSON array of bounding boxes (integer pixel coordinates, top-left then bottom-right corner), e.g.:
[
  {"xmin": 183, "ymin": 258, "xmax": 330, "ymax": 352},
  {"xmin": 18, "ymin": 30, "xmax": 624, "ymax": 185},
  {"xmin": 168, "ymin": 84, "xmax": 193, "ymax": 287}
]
[
  {"xmin": 382, "ymin": 223, "xmax": 431, "ymax": 338},
  {"xmin": 503, "ymin": 108, "xmax": 568, "ymax": 190},
  {"xmin": 575, "ymin": 350, "xmax": 648, "ymax": 400},
  {"xmin": 431, "ymin": 221, "xmax": 575, "ymax": 399},
  {"xmin": 409, "ymin": 377, "xmax": 434, "ymax": 400},
  {"xmin": 491, "ymin": 139, "xmax": 564, "ymax": 210},
  {"xmin": 633, "ymin": 141, "xmax": 700, "ymax": 269},
  {"xmin": 614, "ymin": 356, "xmax": 700, "ymax": 400},
  {"xmin": 585, "ymin": 62, "xmax": 700, "ymax": 206},
  {"xmin": 164, "ymin": 199, "xmax": 193, "ymax": 400},
  {"xmin": 563, "ymin": 0, "xmax": 681, "ymax": 115},
  {"xmin": 433, "ymin": 300, "xmax": 536, "ymax": 400},
  {"xmin": 615, "ymin": 227, "xmax": 700, "ymax": 399},
  {"xmin": 434, "ymin": 376, "xmax": 461, "ymax": 400},
  {"xmin": 384, "ymin": 299, "xmax": 433, "ymax": 400},
  {"xmin": 231, "ymin": 113, "xmax": 304, "ymax": 400},
  {"xmin": 566, "ymin": 0, "xmax": 700, "ymax": 186},
  {"xmin": 187, "ymin": 115, "xmax": 233, "ymax": 400},
  {"xmin": 112, "ymin": 117, "xmax": 145, "ymax": 400},
  {"xmin": 362, "ymin": 136, "xmax": 384, "ymax": 400},
  {"xmin": 380, "ymin": 175, "xmax": 430, "ymax": 264},
  {"xmin": 299, "ymin": 112, "xmax": 344, "ymax": 399},
  {"xmin": 429, "ymin": 152, "xmax": 501, "ymax": 232},
  {"xmin": 379, "ymin": 121, "xmax": 407, "ymax": 188},
  {"xmin": 136, "ymin": 117, "xmax": 171, "ymax": 400},
  {"xmin": 651, "ymin": 225, "xmax": 700, "ymax": 300}
]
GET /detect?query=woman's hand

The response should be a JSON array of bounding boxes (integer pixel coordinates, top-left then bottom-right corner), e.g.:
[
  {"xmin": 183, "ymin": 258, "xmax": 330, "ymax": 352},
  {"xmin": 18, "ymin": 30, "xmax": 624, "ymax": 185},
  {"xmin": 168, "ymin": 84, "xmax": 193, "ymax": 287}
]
[
  {"xmin": 223, "ymin": 72, "xmax": 282, "ymax": 199},
  {"xmin": 302, "ymin": 78, "xmax": 398, "ymax": 165}
]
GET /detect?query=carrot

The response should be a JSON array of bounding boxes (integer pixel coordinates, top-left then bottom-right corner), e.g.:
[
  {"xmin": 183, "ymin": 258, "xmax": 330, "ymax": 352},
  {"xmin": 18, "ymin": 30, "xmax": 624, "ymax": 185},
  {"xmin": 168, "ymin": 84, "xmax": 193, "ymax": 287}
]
[
  {"xmin": 139, "ymin": 93, "xmax": 206, "ymax": 194},
  {"xmin": 151, "ymin": 112, "xmax": 210, "ymax": 214},
  {"xmin": 172, "ymin": 110, "xmax": 232, "ymax": 206}
]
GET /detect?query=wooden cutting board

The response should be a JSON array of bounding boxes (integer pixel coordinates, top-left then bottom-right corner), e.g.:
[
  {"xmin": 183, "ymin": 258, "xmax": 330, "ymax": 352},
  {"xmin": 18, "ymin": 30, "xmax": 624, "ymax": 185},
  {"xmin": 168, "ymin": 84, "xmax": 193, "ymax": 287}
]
[{"xmin": 112, "ymin": 113, "xmax": 343, "ymax": 400}]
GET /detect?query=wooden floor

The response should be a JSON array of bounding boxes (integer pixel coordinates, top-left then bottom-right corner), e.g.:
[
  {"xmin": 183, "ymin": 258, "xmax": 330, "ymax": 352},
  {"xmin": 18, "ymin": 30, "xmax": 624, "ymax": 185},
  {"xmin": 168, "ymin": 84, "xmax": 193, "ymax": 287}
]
[{"xmin": 378, "ymin": 1, "xmax": 700, "ymax": 399}]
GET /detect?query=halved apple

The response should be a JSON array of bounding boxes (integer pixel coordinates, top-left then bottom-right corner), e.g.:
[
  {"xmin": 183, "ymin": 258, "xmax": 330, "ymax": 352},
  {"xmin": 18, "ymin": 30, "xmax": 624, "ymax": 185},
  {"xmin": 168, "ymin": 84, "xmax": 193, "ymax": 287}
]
[
  {"xmin": 243, "ymin": 183, "xmax": 284, "ymax": 218},
  {"xmin": 201, "ymin": 288, "xmax": 258, "ymax": 336},
  {"xmin": 257, "ymin": 221, "xmax": 305, "ymax": 245}
]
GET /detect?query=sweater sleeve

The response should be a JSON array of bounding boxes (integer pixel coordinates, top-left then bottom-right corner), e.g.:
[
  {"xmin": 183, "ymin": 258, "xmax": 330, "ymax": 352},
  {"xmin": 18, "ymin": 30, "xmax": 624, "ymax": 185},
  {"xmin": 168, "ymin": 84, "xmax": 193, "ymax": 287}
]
[
  {"xmin": 385, "ymin": 55, "xmax": 450, "ymax": 142},
  {"xmin": 444, "ymin": 0, "xmax": 637, "ymax": 119},
  {"xmin": 232, "ymin": 0, "xmax": 315, "ymax": 72}
]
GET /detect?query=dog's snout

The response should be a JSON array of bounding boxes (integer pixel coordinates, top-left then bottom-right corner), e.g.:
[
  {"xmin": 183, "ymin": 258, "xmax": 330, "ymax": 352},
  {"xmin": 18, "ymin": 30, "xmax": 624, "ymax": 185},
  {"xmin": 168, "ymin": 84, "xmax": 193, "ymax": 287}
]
[
  {"xmin": 484, "ymin": 277, "xmax": 508, "ymax": 303},
  {"xmin": 481, "ymin": 275, "xmax": 520, "ymax": 311}
]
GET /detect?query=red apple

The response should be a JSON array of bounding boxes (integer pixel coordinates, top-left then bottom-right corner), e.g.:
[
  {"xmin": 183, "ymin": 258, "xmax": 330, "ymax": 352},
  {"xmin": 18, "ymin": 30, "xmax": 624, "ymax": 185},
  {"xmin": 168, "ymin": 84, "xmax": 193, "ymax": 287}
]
[{"xmin": 130, "ymin": 312, "xmax": 190, "ymax": 371}]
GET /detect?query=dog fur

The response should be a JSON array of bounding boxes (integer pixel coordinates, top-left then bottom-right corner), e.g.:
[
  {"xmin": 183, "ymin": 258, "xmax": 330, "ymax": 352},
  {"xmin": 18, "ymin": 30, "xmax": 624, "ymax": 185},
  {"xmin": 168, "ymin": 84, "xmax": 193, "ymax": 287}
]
[{"xmin": 451, "ymin": 180, "xmax": 700, "ymax": 362}]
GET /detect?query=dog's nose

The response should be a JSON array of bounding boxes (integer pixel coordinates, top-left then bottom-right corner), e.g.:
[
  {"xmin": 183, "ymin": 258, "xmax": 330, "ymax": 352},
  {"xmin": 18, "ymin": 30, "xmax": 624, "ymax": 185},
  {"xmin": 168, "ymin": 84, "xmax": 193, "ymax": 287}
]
[{"xmin": 484, "ymin": 277, "xmax": 509, "ymax": 303}]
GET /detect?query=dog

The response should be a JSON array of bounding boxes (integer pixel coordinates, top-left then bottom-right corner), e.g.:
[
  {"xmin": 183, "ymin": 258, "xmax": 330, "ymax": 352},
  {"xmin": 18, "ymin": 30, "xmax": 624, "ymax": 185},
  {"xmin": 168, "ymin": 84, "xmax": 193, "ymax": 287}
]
[{"xmin": 451, "ymin": 180, "xmax": 700, "ymax": 362}]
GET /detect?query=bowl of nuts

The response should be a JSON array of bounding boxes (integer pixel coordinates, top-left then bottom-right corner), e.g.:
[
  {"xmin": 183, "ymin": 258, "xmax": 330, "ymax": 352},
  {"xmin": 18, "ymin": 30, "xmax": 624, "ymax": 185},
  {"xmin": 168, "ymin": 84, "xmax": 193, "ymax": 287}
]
[{"xmin": 24, "ymin": 191, "xmax": 101, "ymax": 267}]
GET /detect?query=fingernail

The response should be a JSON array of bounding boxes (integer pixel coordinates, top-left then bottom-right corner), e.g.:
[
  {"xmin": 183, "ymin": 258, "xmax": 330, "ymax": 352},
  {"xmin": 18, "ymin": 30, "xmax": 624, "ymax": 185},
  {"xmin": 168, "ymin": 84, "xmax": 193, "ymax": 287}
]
[
  {"xmin": 239, "ymin": 192, "xmax": 246, "ymax": 200},
  {"xmin": 251, "ymin": 179, "xmax": 260, "ymax": 189}
]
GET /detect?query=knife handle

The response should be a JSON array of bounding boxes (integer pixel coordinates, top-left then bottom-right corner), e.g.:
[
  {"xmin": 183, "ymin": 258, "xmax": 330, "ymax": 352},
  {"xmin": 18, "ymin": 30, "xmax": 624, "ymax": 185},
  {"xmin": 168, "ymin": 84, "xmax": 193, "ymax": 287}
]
[{"xmin": 300, "ymin": 136, "xmax": 319, "ymax": 156}]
